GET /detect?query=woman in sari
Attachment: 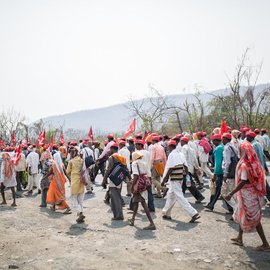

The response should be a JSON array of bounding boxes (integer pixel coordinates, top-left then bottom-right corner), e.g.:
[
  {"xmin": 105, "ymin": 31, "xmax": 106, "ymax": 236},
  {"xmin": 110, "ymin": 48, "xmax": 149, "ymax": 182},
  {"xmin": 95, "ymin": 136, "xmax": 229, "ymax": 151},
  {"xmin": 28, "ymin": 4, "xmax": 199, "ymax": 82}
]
[
  {"xmin": 0, "ymin": 152, "xmax": 17, "ymax": 206},
  {"xmin": 225, "ymin": 141, "xmax": 270, "ymax": 251},
  {"xmin": 42, "ymin": 152, "xmax": 71, "ymax": 214}
]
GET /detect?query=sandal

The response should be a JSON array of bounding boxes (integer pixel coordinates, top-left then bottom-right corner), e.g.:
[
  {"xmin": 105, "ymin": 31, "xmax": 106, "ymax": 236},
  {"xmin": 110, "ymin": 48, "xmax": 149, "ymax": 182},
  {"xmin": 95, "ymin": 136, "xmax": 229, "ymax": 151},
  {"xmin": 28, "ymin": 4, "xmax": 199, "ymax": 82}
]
[
  {"xmin": 128, "ymin": 218, "xmax": 135, "ymax": 226},
  {"xmin": 255, "ymin": 245, "xmax": 270, "ymax": 252},
  {"xmin": 162, "ymin": 215, "xmax": 172, "ymax": 220},
  {"xmin": 50, "ymin": 206, "xmax": 56, "ymax": 212},
  {"xmin": 143, "ymin": 224, "xmax": 156, "ymax": 230},
  {"xmin": 11, "ymin": 203, "xmax": 17, "ymax": 207},
  {"xmin": 231, "ymin": 238, "xmax": 243, "ymax": 246},
  {"xmin": 189, "ymin": 213, "xmax": 200, "ymax": 223},
  {"xmin": 63, "ymin": 208, "xmax": 72, "ymax": 214}
]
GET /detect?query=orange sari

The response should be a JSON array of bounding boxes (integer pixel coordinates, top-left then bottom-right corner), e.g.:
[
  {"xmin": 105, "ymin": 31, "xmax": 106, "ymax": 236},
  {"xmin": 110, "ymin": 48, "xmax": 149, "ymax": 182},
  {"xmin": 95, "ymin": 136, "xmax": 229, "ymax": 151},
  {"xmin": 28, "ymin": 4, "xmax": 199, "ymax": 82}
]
[{"xmin": 47, "ymin": 163, "xmax": 68, "ymax": 209}]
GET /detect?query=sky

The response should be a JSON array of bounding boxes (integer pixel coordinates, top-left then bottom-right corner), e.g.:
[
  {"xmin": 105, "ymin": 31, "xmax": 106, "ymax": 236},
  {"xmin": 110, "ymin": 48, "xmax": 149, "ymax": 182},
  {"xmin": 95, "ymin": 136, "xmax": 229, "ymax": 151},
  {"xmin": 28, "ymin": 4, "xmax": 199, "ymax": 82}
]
[{"xmin": 0, "ymin": 0, "xmax": 269, "ymax": 122}]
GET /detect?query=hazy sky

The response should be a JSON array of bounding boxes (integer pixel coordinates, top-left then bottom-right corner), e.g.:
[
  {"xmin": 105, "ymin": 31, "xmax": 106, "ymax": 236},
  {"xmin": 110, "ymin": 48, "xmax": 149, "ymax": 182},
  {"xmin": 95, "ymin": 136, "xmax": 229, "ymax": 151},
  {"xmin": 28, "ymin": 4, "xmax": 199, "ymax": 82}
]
[{"xmin": 0, "ymin": 0, "xmax": 269, "ymax": 122}]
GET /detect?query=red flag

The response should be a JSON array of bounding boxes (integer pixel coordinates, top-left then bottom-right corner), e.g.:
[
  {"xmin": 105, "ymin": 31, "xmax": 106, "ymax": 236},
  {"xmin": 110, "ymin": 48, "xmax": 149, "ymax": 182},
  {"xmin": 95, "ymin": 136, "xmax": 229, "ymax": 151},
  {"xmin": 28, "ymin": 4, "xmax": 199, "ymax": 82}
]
[
  {"xmin": 123, "ymin": 119, "xmax": 136, "ymax": 139},
  {"xmin": 59, "ymin": 132, "xmax": 64, "ymax": 144},
  {"xmin": 11, "ymin": 131, "xmax": 16, "ymax": 147},
  {"xmin": 49, "ymin": 135, "xmax": 54, "ymax": 147},
  {"xmin": 220, "ymin": 118, "xmax": 228, "ymax": 135},
  {"xmin": 38, "ymin": 130, "xmax": 46, "ymax": 146},
  {"xmin": 88, "ymin": 126, "xmax": 94, "ymax": 142},
  {"xmin": 12, "ymin": 142, "xmax": 22, "ymax": 165}
]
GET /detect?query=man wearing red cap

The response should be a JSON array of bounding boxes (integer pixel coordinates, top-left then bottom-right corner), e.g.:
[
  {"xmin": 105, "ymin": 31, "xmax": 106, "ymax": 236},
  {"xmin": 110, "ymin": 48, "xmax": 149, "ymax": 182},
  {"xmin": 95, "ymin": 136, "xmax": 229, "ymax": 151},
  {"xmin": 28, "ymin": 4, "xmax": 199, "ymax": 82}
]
[
  {"xmin": 118, "ymin": 140, "xmax": 132, "ymax": 196},
  {"xmin": 161, "ymin": 140, "xmax": 200, "ymax": 223},
  {"xmin": 134, "ymin": 139, "xmax": 155, "ymax": 212},
  {"xmin": 180, "ymin": 137, "xmax": 205, "ymax": 203},
  {"xmin": 150, "ymin": 136, "xmax": 167, "ymax": 198},
  {"xmin": 196, "ymin": 132, "xmax": 214, "ymax": 185},
  {"xmin": 98, "ymin": 134, "xmax": 115, "ymax": 162}
]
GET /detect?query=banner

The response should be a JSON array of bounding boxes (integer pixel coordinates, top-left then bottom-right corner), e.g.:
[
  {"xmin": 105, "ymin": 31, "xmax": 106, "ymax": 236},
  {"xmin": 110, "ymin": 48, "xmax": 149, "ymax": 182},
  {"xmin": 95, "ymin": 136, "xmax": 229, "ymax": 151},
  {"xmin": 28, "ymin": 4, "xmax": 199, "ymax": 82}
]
[{"xmin": 123, "ymin": 119, "xmax": 136, "ymax": 139}]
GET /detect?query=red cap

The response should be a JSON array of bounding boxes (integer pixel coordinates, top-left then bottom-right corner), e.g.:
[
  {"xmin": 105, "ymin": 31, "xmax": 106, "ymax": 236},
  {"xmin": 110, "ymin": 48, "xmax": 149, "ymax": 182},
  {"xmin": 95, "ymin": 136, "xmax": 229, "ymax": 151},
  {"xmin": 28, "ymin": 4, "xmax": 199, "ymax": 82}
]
[
  {"xmin": 168, "ymin": 140, "xmax": 177, "ymax": 146},
  {"xmin": 152, "ymin": 136, "xmax": 160, "ymax": 142},
  {"xmin": 246, "ymin": 131, "xmax": 257, "ymax": 138},
  {"xmin": 243, "ymin": 127, "xmax": 250, "ymax": 132},
  {"xmin": 222, "ymin": 133, "xmax": 232, "ymax": 140},
  {"xmin": 254, "ymin": 128, "xmax": 260, "ymax": 134},
  {"xmin": 107, "ymin": 134, "xmax": 114, "ymax": 139},
  {"xmin": 196, "ymin": 131, "xmax": 204, "ymax": 136},
  {"xmin": 119, "ymin": 140, "xmax": 126, "ymax": 146},
  {"xmin": 211, "ymin": 134, "xmax": 222, "ymax": 141},
  {"xmin": 135, "ymin": 139, "xmax": 144, "ymax": 145},
  {"xmin": 180, "ymin": 137, "xmax": 189, "ymax": 142},
  {"xmin": 135, "ymin": 133, "xmax": 143, "ymax": 139},
  {"xmin": 202, "ymin": 132, "xmax": 207, "ymax": 136},
  {"xmin": 128, "ymin": 138, "xmax": 134, "ymax": 142},
  {"xmin": 261, "ymin": 128, "xmax": 267, "ymax": 132},
  {"xmin": 110, "ymin": 143, "xmax": 119, "ymax": 148},
  {"xmin": 151, "ymin": 133, "xmax": 158, "ymax": 137}
]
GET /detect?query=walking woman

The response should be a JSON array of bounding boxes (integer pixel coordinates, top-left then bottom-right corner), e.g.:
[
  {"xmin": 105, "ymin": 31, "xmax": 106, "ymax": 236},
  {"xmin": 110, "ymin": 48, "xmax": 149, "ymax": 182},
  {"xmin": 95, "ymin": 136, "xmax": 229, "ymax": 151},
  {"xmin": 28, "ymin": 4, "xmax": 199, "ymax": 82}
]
[
  {"xmin": 225, "ymin": 141, "xmax": 270, "ymax": 251},
  {"xmin": 42, "ymin": 152, "xmax": 71, "ymax": 214},
  {"xmin": 128, "ymin": 152, "xmax": 156, "ymax": 230},
  {"xmin": 0, "ymin": 152, "xmax": 17, "ymax": 206},
  {"xmin": 67, "ymin": 147, "xmax": 86, "ymax": 223}
]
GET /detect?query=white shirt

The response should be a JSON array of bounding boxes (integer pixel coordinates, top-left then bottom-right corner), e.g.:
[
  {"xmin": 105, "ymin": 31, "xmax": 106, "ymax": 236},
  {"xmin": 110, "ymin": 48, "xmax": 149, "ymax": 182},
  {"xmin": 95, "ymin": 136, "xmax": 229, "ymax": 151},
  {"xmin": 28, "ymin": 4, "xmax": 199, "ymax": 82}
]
[
  {"xmin": 165, "ymin": 149, "xmax": 187, "ymax": 170},
  {"xmin": 81, "ymin": 147, "xmax": 94, "ymax": 160},
  {"xmin": 197, "ymin": 144, "xmax": 209, "ymax": 163},
  {"xmin": 26, "ymin": 151, "xmax": 40, "ymax": 174},
  {"xmin": 181, "ymin": 144, "xmax": 199, "ymax": 174},
  {"xmin": 135, "ymin": 149, "xmax": 151, "ymax": 177},
  {"xmin": 118, "ymin": 147, "xmax": 131, "ymax": 171}
]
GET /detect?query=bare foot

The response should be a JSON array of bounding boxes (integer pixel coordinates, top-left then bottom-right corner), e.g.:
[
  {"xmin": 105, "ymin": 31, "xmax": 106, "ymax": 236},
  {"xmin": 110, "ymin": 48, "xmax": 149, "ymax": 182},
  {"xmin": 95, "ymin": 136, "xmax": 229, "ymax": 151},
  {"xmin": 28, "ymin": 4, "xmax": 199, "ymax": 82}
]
[
  {"xmin": 11, "ymin": 203, "xmax": 17, "ymax": 207},
  {"xmin": 0, "ymin": 201, "xmax": 7, "ymax": 205},
  {"xmin": 231, "ymin": 238, "xmax": 243, "ymax": 246},
  {"xmin": 255, "ymin": 245, "xmax": 270, "ymax": 252}
]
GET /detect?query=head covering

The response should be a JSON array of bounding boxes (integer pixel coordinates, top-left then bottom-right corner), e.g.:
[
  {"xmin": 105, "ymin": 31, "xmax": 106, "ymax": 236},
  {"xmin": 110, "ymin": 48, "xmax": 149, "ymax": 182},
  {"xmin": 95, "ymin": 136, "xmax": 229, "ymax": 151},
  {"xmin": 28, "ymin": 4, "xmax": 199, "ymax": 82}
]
[
  {"xmin": 132, "ymin": 152, "xmax": 143, "ymax": 162},
  {"xmin": 128, "ymin": 137, "xmax": 134, "ymax": 142},
  {"xmin": 211, "ymin": 134, "xmax": 222, "ymax": 141},
  {"xmin": 168, "ymin": 140, "xmax": 177, "ymax": 146},
  {"xmin": 28, "ymin": 145, "xmax": 33, "ymax": 152},
  {"xmin": 2, "ymin": 152, "xmax": 14, "ymax": 178},
  {"xmin": 152, "ymin": 136, "xmax": 160, "ymax": 142},
  {"xmin": 222, "ymin": 133, "xmax": 232, "ymax": 140},
  {"xmin": 261, "ymin": 128, "xmax": 267, "ymax": 133},
  {"xmin": 243, "ymin": 127, "xmax": 250, "ymax": 132},
  {"xmin": 180, "ymin": 137, "xmax": 189, "ymax": 143},
  {"xmin": 119, "ymin": 140, "xmax": 126, "ymax": 146},
  {"xmin": 110, "ymin": 143, "xmax": 119, "ymax": 149},
  {"xmin": 53, "ymin": 152, "xmax": 64, "ymax": 173},
  {"xmin": 231, "ymin": 130, "xmax": 241, "ymax": 139},
  {"xmin": 236, "ymin": 142, "xmax": 265, "ymax": 197},
  {"xmin": 246, "ymin": 131, "xmax": 257, "ymax": 139},
  {"xmin": 254, "ymin": 128, "xmax": 260, "ymax": 134},
  {"xmin": 135, "ymin": 139, "xmax": 144, "ymax": 145},
  {"xmin": 135, "ymin": 133, "xmax": 143, "ymax": 139},
  {"xmin": 107, "ymin": 134, "xmax": 114, "ymax": 139}
]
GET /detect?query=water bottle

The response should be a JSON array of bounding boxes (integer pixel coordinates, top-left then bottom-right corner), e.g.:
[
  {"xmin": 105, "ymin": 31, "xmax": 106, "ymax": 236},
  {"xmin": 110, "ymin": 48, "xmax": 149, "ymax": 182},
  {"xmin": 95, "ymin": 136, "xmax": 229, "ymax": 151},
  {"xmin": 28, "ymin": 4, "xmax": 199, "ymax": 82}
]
[{"xmin": 186, "ymin": 174, "xmax": 191, "ymax": 187}]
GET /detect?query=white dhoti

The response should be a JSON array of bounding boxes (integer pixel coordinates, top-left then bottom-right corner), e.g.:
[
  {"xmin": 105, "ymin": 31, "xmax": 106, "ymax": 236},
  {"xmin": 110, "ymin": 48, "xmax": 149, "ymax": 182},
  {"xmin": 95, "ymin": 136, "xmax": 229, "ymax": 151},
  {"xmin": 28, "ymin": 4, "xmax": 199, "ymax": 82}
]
[{"xmin": 162, "ymin": 180, "xmax": 197, "ymax": 217}]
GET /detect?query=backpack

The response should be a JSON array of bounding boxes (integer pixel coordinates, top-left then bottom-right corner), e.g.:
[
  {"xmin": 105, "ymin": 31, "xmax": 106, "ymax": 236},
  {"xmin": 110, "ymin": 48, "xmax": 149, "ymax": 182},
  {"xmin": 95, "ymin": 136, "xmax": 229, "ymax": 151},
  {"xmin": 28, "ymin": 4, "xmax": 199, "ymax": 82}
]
[
  {"xmin": 227, "ymin": 146, "xmax": 239, "ymax": 179},
  {"xmin": 199, "ymin": 138, "xmax": 212, "ymax": 154},
  {"xmin": 109, "ymin": 158, "xmax": 128, "ymax": 186},
  {"xmin": 84, "ymin": 149, "xmax": 95, "ymax": 168}
]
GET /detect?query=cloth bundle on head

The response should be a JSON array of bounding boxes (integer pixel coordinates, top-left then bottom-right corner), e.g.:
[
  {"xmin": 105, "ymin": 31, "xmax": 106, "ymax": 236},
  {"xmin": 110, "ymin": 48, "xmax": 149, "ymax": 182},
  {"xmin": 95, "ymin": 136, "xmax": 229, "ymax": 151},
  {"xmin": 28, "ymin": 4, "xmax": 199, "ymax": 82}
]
[
  {"xmin": 132, "ymin": 152, "xmax": 143, "ymax": 162},
  {"xmin": 236, "ymin": 142, "xmax": 266, "ymax": 197},
  {"xmin": 231, "ymin": 130, "xmax": 240, "ymax": 139}
]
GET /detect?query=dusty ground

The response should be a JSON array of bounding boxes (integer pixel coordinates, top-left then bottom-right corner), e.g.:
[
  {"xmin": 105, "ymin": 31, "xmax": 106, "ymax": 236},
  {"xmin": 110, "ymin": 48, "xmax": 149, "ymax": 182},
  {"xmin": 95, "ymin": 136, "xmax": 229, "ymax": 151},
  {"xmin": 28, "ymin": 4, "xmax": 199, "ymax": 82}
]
[{"xmin": 0, "ymin": 175, "xmax": 270, "ymax": 270}]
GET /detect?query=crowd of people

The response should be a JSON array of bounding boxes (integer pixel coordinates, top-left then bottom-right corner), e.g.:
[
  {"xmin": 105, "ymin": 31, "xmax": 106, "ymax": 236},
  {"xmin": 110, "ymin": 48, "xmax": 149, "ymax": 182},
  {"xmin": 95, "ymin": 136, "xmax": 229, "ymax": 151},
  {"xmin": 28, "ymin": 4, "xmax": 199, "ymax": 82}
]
[{"xmin": 0, "ymin": 127, "xmax": 270, "ymax": 251}]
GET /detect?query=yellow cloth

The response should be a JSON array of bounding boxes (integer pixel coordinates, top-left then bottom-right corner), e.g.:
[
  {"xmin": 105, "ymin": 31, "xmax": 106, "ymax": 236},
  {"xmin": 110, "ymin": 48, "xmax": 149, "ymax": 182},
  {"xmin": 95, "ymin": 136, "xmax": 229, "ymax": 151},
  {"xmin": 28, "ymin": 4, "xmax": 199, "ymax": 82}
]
[
  {"xmin": 67, "ymin": 156, "xmax": 85, "ymax": 195},
  {"xmin": 111, "ymin": 153, "xmax": 126, "ymax": 166}
]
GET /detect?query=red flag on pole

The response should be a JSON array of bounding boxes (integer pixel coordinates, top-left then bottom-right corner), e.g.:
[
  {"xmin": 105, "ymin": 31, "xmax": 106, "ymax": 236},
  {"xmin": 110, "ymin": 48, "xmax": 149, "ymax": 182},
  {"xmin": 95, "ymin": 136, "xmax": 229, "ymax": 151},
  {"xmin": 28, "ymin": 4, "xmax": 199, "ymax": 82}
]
[
  {"xmin": 49, "ymin": 135, "xmax": 54, "ymax": 147},
  {"xmin": 123, "ymin": 118, "xmax": 136, "ymax": 139},
  {"xmin": 142, "ymin": 131, "xmax": 150, "ymax": 144},
  {"xmin": 11, "ymin": 131, "xmax": 16, "ymax": 147},
  {"xmin": 220, "ymin": 118, "xmax": 228, "ymax": 135},
  {"xmin": 38, "ymin": 130, "xmax": 46, "ymax": 146},
  {"xmin": 59, "ymin": 132, "xmax": 64, "ymax": 144},
  {"xmin": 88, "ymin": 126, "xmax": 94, "ymax": 142}
]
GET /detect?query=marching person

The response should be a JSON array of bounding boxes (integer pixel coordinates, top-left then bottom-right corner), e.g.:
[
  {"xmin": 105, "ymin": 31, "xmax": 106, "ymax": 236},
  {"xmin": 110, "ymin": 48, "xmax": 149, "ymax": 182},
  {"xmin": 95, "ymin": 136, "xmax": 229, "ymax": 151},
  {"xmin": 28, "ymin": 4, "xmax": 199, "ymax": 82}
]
[{"xmin": 161, "ymin": 140, "xmax": 200, "ymax": 223}]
